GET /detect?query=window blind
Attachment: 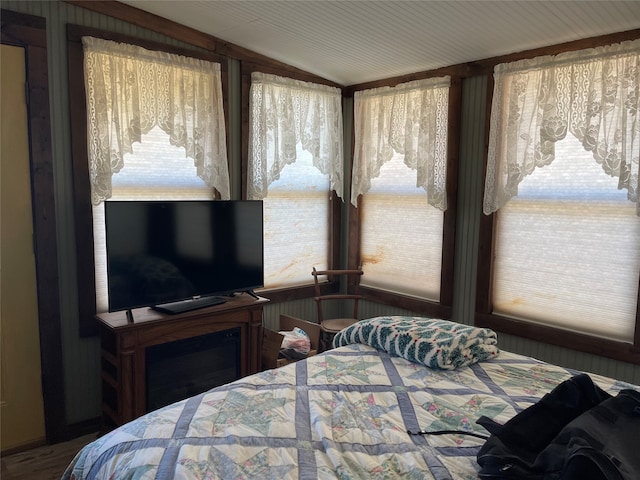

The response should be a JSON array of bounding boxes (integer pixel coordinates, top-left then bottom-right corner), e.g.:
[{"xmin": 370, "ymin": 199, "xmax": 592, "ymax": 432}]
[
  {"xmin": 360, "ymin": 153, "xmax": 443, "ymax": 300},
  {"xmin": 262, "ymin": 149, "xmax": 329, "ymax": 289},
  {"xmin": 493, "ymin": 135, "xmax": 640, "ymax": 342}
]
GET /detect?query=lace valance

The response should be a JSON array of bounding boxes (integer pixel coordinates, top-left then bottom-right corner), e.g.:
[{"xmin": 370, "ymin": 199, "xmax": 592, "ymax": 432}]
[
  {"xmin": 83, "ymin": 37, "xmax": 230, "ymax": 204},
  {"xmin": 352, "ymin": 76, "xmax": 451, "ymax": 209},
  {"xmin": 248, "ymin": 72, "xmax": 344, "ymax": 200},
  {"xmin": 484, "ymin": 39, "xmax": 640, "ymax": 216}
]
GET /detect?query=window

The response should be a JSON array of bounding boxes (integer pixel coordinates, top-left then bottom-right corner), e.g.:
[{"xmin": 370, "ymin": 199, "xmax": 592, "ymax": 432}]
[
  {"xmin": 260, "ymin": 149, "xmax": 330, "ymax": 288},
  {"xmin": 352, "ymin": 77, "xmax": 453, "ymax": 305},
  {"xmin": 92, "ymin": 127, "xmax": 216, "ymax": 312},
  {"xmin": 77, "ymin": 34, "xmax": 229, "ymax": 318},
  {"xmin": 479, "ymin": 39, "xmax": 640, "ymax": 357},
  {"xmin": 359, "ymin": 152, "xmax": 444, "ymax": 300},
  {"xmin": 492, "ymin": 134, "xmax": 639, "ymax": 342},
  {"xmin": 248, "ymin": 73, "xmax": 343, "ymax": 289}
]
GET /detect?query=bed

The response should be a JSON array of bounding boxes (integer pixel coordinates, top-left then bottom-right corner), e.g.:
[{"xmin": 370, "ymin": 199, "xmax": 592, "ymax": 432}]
[{"xmin": 62, "ymin": 316, "xmax": 638, "ymax": 480}]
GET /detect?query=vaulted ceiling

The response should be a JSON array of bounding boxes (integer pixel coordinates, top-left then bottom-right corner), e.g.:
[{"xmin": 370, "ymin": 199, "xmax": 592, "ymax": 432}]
[{"xmin": 120, "ymin": 1, "xmax": 640, "ymax": 86}]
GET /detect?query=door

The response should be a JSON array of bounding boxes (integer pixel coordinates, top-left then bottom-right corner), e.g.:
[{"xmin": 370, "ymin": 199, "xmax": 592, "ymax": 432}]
[{"xmin": 0, "ymin": 44, "xmax": 47, "ymax": 451}]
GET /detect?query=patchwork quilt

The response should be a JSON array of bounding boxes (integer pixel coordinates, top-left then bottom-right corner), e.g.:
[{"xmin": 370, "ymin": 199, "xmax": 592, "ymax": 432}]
[{"xmin": 63, "ymin": 343, "xmax": 637, "ymax": 480}]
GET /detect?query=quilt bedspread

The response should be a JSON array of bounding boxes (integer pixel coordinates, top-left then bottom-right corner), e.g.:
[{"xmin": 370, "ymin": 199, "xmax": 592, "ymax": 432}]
[{"xmin": 62, "ymin": 345, "xmax": 636, "ymax": 480}]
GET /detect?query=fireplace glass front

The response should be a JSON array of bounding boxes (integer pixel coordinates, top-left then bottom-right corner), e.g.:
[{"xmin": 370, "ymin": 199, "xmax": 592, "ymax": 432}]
[{"xmin": 145, "ymin": 327, "xmax": 241, "ymax": 411}]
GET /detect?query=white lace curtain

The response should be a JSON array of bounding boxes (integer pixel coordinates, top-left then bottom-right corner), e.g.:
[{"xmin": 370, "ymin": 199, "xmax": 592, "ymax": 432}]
[
  {"xmin": 82, "ymin": 36, "xmax": 230, "ymax": 204},
  {"xmin": 484, "ymin": 39, "xmax": 640, "ymax": 216},
  {"xmin": 248, "ymin": 72, "xmax": 344, "ymax": 200},
  {"xmin": 352, "ymin": 76, "xmax": 451, "ymax": 209}
]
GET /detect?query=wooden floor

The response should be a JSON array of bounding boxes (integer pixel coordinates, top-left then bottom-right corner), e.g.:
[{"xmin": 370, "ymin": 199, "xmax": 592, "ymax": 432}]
[{"xmin": 1, "ymin": 433, "xmax": 98, "ymax": 480}]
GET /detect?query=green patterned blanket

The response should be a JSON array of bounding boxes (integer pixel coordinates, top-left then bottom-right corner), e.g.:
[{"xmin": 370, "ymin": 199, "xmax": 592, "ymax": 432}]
[{"xmin": 333, "ymin": 316, "xmax": 499, "ymax": 369}]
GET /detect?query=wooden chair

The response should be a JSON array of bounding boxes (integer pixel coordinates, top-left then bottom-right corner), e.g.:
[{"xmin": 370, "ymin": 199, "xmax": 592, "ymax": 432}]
[{"xmin": 312, "ymin": 267, "xmax": 364, "ymax": 352}]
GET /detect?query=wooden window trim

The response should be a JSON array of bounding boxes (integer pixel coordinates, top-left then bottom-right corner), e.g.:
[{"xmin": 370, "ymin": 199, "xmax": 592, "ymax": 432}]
[
  {"xmin": 476, "ymin": 201, "xmax": 640, "ymax": 366},
  {"xmin": 67, "ymin": 24, "xmax": 229, "ymax": 336},
  {"xmin": 240, "ymin": 62, "xmax": 344, "ymax": 303},
  {"xmin": 474, "ymin": 33, "xmax": 640, "ymax": 366},
  {"xmin": 346, "ymin": 78, "xmax": 461, "ymax": 317}
]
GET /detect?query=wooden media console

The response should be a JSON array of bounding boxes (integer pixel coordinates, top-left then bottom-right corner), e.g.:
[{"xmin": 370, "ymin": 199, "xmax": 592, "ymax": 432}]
[{"xmin": 96, "ymin": 293, "xmax": 268, "ymax": 430}]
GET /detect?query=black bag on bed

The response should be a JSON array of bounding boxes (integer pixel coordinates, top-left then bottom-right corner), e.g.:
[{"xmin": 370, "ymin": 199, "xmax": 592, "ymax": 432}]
[{"xmin": 476, "ymin": 373, "xmax": 640, "ymax": 480}]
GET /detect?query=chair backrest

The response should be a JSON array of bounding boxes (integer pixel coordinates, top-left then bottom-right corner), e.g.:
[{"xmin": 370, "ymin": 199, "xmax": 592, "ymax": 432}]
[{"xmin": 312, "ymin": 267, "xmax": 364, "ymax": 323}]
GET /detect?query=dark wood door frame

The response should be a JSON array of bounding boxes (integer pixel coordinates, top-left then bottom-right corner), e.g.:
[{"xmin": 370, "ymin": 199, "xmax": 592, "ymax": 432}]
[{"xmin": 1, "ymin": 9, "xmax": 67, "ymax": 444}]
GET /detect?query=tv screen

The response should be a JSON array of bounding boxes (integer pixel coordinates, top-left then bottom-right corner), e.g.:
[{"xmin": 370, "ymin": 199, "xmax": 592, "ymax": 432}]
[{"xmin": 105, "ymin": 200, "xmax": 263, "ymax": 313}]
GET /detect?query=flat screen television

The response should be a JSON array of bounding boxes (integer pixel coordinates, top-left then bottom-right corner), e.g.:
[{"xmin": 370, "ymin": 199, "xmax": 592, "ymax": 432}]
[{"xmin": 104, "ymin": 200, "xmax": 263, "ymax": 314}]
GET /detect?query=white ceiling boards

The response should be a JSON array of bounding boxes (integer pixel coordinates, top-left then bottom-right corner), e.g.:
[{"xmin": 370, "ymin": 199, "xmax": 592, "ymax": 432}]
[{"xmin": 121, "ymin": 1, "xmax": 640, "ymax": 85}]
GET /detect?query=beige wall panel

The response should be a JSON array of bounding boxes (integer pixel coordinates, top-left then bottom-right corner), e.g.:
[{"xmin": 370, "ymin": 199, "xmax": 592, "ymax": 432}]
[{"xmin": 0, "ymin": 44, "xmax": 46, "ymax": 451}]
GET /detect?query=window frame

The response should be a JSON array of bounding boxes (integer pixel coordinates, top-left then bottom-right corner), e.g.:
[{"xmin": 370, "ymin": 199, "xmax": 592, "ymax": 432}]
[
  {"xmin": 67, "ymin": 25, "xmax": 229, "ymax": 336},
  {"xmin": 240, "ymin": 62, "xmax": 344, "ymax": 303},
  {"xmin": 346, "ymin": 77, "xmax": 462, "ymax": 318},
  {"xmin": 475, "ymin": 40, "xmax": 640, "ymax": 365}
]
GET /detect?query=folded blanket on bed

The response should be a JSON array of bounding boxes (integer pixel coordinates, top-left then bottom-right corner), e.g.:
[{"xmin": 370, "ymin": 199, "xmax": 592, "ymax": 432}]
[{"xmin": 333, "ymin": 316, "xmax": 499, "ymax": 369}]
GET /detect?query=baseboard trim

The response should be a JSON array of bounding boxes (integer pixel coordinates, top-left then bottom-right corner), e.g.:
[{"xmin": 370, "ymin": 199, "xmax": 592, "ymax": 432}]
[{"xmin": 1, "ymin": 437, "xmax": 47, "ymax": 457}]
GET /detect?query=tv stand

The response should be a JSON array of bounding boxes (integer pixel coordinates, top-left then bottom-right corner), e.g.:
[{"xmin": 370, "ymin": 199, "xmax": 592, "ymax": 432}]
[
  {"xmin": 96, "ymin": 294, "xmax": 268, "ymax": 430},
  {"xmin": 241, "ymin": 290, "xmax": 260, "ymax": 300}
]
